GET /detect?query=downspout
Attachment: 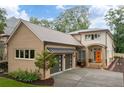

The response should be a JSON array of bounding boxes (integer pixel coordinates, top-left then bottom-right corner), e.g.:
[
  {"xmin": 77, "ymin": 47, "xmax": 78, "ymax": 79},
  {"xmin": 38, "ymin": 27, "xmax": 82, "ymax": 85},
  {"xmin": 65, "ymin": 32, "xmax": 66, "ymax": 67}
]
[{"xmin": 105, "ymin": 32, "xmax": 107, "ymax": 66}]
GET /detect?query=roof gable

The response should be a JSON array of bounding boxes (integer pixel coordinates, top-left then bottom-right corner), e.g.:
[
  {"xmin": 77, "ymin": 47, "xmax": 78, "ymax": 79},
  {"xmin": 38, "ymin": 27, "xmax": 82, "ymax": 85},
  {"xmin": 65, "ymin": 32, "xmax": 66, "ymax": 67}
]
[
  {"xmin": 7, "ymin": 20, "xmax": 81, "ymax": 46},
  {"xmin": 4, "ymin": 17, "xmax": 20, "ymax": 35}
]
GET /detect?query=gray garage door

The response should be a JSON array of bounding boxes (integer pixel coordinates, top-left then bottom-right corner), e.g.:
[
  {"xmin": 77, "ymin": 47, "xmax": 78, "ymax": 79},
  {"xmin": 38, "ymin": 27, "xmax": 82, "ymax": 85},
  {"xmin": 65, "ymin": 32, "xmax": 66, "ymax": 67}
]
[
  {"xmin": 50, "ymin": 55, "xmax": 62, "ymax": 74},
  {"xmin": 65, "ymin": 54, "xmax": 72, "ymax": 69}
]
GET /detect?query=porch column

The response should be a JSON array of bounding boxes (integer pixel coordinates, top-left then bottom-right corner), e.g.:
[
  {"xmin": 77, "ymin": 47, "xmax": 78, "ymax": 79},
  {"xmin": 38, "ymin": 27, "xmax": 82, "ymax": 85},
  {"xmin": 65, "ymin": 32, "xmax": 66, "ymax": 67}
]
[
  {"xmin": 72, "ymin": 52, "xmax": 76, "ymax": 68},
  {"xmin": 86, "ymin": 47, "xmax": 89, "ymax": 67},
  {"xmin": 4, "ymin": 44, "xmax": 7, "ymax": 60},
  {"xmin": 102, "ymin": 47, "xmax": 106, "ymax": 68},
  {"xmin": 62, "ymin": 54, "xmax": 65, "ymax": 71}
]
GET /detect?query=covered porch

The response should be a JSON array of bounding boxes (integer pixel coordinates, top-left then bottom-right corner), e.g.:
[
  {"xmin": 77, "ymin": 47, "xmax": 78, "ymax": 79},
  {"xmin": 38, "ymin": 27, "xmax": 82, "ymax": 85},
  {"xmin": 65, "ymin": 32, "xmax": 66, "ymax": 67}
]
[
  {"xmin": 85, "ymin": 44, "xmax": 107, "ymax": 68},
  {"xmin": 77, "ymin": 44, "xmax": 107, "ymax": 69}
]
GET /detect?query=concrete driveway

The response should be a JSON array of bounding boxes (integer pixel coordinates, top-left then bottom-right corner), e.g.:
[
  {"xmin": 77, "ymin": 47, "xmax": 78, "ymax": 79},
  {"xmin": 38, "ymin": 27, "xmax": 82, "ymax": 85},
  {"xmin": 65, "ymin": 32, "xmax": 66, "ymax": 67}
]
[{"xmin": 53, "ymin": 68, "xmax": 123, "ymax": 87}]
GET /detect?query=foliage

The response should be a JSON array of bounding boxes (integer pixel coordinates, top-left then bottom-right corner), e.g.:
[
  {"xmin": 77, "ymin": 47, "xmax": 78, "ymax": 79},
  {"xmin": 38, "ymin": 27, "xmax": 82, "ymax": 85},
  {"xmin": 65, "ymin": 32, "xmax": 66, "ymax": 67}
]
[
  {"xmin": 30, "ymin": 17, "xmax": 41, "ymax": 24},
  {"xmin": 105, "ymin": 6, "xmax": 124, "ymax": 53},
  {"xmin": 54, "ymin": 6, "xmax": 90, "ymax": 32},
  {"xmin": 35, "ymin": 50, "xmax": 57, "ymax": 71},
  {"xmin": 0, "ymin": 8, "xmax": 7, "ymax": 33},
  {"xmin": 30, "ymin": 17, "xmax": 54, "ymax": 28},
  {"xmin": 8, "ymin": 70, "xmax": 39, "ymax": 83},
  {"xmin": 0, "ymin": 77, "xmax": 38, "ymax": 87},
  {"xmin": 0, "ymin": 41, "xmax": 5, "ymax": 60},
  {"xmin": 30, "ymin": 6, "xmax": 90, "ymax": 33}
]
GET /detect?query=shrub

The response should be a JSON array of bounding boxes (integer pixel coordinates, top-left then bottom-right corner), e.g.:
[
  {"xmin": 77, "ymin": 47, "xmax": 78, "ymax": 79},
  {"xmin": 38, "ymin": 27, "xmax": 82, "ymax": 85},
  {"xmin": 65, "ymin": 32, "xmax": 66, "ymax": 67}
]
[{"xmin": 8, "ymin": 70, "xmax": 40, "ymax": 83}]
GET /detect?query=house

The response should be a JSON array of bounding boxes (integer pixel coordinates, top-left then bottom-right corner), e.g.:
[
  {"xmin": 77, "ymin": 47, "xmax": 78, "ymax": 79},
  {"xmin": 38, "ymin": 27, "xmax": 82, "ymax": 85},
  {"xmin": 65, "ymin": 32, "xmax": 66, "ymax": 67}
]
[
  {"xmin": 7, "ymin": 19, "xmax": 81, "ymax": 79},
  {"xmin": 69, "ymin": 29, "xmax": 115, "ymax": 68},
  {"xmin": 0, "ymin": 17, "xmax": 19, "ymax": 60},
  {"xmin": 0, "ymin": 17, "xmax": 115, "ymax": 79}
]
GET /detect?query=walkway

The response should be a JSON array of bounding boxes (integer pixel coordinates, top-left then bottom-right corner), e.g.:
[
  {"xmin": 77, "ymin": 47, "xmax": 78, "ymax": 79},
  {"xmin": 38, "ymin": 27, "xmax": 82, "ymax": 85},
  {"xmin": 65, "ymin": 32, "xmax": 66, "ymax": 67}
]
[{"xmin": 53, "ymin": 68, "xmax": 123, "ymax": 87}]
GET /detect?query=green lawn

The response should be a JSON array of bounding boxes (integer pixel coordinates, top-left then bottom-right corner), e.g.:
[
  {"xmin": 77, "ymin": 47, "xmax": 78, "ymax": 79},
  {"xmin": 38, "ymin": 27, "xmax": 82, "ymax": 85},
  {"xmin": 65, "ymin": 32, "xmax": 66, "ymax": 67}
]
[{"xmin": 0, "ymin": 77, "xmax": 38, "ymax": 87}]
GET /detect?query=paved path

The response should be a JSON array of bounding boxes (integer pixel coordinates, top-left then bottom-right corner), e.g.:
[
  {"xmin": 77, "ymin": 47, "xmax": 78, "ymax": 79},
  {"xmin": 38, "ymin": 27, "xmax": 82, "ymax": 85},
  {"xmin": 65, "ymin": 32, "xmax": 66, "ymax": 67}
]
[
  {"xmin": 112, "ymin": 58, "xmax": 124, "ymax": 72},
  {"xmin": 53, "ymin": 68, "xmax": 123, "ymax": 87}
]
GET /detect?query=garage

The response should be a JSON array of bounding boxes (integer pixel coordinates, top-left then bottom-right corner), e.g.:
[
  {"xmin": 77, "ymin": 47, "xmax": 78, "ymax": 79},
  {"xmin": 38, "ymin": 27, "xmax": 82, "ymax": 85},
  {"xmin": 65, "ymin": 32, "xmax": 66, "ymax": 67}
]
[
  {"xmin": 50, "ymin": 55, "xmax": 63, "ymax": 74},
  {"xmin": 48, "ymin": 47, "xmax": 74, "ymax": 74},
  {"xmin": 65, "ymin": 54, "xmax": 72, "ymax": 69}
]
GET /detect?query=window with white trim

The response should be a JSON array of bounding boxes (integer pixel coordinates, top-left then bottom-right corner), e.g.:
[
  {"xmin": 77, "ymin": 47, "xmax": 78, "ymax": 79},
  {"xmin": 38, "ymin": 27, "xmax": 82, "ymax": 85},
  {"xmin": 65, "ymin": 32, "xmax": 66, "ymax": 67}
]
[
  {"xmin": 85, "ymin": 33, "xmax": 100, "ymax": 40},
  {"xmin": 16, "ymin": 49, "xmax": 35, "ymax": 59}
]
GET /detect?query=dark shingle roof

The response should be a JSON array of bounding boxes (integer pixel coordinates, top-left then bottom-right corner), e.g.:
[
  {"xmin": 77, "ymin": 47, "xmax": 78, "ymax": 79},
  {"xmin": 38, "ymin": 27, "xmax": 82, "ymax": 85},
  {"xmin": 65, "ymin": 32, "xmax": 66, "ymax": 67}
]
[
  {"xmin": 68, "ymin": 28, "xmax": 110, "ymax": 35},
  {"xmin": 7, "ymin": 18, "xmax": 81, "ymax": 46},
  {"xmin": 22, "ymin": 20, "xmax": 81, "ymax": 46},
  {"xmin": 4, "ymin": 17, "xmax": 19, "ymax": 35}
]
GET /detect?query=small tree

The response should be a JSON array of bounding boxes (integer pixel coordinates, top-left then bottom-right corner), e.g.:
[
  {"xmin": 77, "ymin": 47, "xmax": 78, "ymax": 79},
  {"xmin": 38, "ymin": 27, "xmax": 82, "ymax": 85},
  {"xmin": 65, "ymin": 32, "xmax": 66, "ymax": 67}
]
[
  {"xmin": 35, "ymin": 50, "xmax": 57, "ymax": 79},
  {"xmin": 0, "ymin": 8, "xmax": 7, "ymax": 34}
]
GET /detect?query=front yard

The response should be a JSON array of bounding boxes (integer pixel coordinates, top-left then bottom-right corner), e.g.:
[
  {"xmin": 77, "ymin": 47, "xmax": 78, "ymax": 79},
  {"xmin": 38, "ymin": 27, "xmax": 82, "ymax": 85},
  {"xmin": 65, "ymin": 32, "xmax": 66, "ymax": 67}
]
[{"xmin": 0, "ymin": 77, "xmax": 38, "ymax": 87}]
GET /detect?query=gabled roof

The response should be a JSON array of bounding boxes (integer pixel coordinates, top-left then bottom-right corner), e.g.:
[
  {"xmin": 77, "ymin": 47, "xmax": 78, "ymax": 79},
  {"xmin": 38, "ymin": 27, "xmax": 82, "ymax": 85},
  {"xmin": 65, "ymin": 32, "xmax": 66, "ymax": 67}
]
[
  {"xmin": 7, "ymin": 19, "xmax": 81, "ymax": 46},
  {"xmin": 68, "ymin": 28, "xmax": 113, "ymax": 39},
  {"xmin": 68, "ymin": 28, "xmax": 111, "ymax": 35},
  {"xmin": 4, "ymin": 17, "xmax": 20, "ymax": 35}
]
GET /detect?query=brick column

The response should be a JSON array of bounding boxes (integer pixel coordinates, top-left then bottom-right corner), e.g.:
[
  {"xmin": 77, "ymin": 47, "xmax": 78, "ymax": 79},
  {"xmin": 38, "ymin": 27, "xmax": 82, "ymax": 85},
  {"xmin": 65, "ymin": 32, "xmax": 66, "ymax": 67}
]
[
  {"xmin": 102, "ymin": 47, "xmax": 106, "ymax": 68},
  {"xmin": 85, "ymin": 47, "xmax": 89, "ymax": 67},
  {"xmin": 62, "ymin": 54, "xmax": 65, "ymax": 71},
  {"xmin": 72, "ymin": 52, "xmax": 76, "ymax": 68}
]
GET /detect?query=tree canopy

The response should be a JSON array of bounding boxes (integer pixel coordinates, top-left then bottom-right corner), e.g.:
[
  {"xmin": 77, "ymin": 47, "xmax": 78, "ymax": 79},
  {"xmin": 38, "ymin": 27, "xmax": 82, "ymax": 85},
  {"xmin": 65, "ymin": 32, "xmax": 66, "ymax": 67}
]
[
  {"xmin": 54, "ymin": 6, "xmax": 90, "ymax": 33},
  {"xmin": 30, "ymin": 6, "xmax": 90, "ymax": 33},
  {"xmin": 105, "ymin": 6, "xmax": 124, "ymax": 53},
  {"xmin": 0, "ymin": 8, "xmax": 7, "ymax": 34}
]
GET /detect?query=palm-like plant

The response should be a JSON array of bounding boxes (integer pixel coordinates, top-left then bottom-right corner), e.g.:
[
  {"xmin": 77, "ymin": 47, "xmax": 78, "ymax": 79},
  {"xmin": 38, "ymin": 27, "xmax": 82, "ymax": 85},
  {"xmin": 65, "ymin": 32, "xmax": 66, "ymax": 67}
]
[{"xmin": 35, "ymin": 50, "xmax": 57, "ymax": 79}]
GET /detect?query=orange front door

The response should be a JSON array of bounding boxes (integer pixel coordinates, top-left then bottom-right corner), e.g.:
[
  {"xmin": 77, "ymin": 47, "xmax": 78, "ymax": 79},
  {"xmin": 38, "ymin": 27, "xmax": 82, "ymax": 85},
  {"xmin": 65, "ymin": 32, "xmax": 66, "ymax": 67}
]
[{"xmin": 96, "ymin": 50, "xmax": 101, "ymax": 63}]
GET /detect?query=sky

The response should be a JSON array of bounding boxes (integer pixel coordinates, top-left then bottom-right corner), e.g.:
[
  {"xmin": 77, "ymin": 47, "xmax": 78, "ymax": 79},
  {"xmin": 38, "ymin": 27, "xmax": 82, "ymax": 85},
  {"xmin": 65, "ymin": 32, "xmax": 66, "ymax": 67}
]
[{"xmin": 0, "ymin": 5, "xmax": 119, "ymax": 29}]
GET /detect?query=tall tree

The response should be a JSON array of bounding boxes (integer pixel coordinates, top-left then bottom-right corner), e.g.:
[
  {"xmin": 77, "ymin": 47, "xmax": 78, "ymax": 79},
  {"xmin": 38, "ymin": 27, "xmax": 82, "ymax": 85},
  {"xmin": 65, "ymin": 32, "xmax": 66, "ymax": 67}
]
[
  {"xmin": 30, "ymin": 6, "xmax": 90, "ymax": 33},
  {"xmin": 54, "ymin": 6, "xmax": 90, "ymax": 33},
  {"xmin": 30, "ymin": 17, "xmax": 53, "ymax": 28},
  {"xmin": 30, "ymin": 17, "xmax": 41, "ymax": 24},
  {"xmin": 105, "ymin": 6, "xmax": 124, "ymax": 53},
  {"xmin": 0, "ymin": 8, "xmax": 7, "ymax": 34}
]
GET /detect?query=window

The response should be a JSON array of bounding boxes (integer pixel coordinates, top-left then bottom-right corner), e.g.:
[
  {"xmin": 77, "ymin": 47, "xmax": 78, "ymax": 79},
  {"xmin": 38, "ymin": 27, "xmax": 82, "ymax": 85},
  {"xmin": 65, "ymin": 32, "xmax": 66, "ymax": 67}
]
[
  {"xmin": 15, "ymin": 49, "xmax": 35, "ymax": 59},
  {"xmin": 16, "ymin": 50, "xmax": 19, "ymax": 58},
  {"xmin": 30, "ymin": 50, "xmax": 35, "ymax": 59},
  {"xmin": 95, "ymin": 34, "xmax": 97, "ymax": 38},
  {"xmin": 20, "ymin": 50, "xmax": 24, "ymax": 58},
  {"xmin": 25, "ymin": 50, "xmax": 29, "ymax": 58},
  {"xmin": 91, "ymin": 34, "xmax": 94, "ymax": 40},
  {"xmin": 85, "ymin": 33, "xmax": 100, "ymax": 40},
  {"xmin": 78, "ymin": 49, "xmax": 85, "ymax": 62}
]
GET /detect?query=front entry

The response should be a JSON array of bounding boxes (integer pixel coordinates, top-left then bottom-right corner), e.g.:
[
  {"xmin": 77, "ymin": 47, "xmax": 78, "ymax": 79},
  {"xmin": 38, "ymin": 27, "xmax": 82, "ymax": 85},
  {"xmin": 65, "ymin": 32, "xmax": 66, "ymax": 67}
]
[
  {"xmin": 50, "ymin": 55, "xmax": 62, "ymax": 74},
  {"xmin": 89, "ymin": 47, "xmax": 102, "ymax": 63},
  {"xmin": 65, "ymin": 54, "xmax": 72, "ymax": 69}
]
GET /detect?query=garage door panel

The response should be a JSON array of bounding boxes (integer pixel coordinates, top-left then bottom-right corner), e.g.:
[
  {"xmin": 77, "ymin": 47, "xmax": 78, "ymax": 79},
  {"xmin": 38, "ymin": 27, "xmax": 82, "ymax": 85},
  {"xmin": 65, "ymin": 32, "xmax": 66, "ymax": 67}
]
[
  {"xmin": 65, "ymin": 54, "xmax": 72, "ymax": 69},
  {"xmin": 50, "ymin": 55, "xmax": 62, "ymax": 74}
]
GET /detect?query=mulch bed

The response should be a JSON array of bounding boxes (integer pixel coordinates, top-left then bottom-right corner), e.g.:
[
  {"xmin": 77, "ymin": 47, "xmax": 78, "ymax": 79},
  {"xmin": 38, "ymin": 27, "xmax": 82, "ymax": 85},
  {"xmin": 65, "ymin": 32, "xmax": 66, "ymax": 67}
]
[
  {"xmin": 31, "ymin": 78, "xmax": 54, "ymax": 86},
  {"xmin": 0, "ymin": 74, "xmax": 54, "ymax": 86}
]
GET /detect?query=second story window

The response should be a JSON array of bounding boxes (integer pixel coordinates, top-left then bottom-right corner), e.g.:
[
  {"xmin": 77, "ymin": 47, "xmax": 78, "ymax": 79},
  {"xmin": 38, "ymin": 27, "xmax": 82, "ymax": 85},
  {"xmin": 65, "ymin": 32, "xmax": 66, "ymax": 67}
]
[{"xmin": 85, "ymin": 33, "xmax": 100, "ymax": 40}]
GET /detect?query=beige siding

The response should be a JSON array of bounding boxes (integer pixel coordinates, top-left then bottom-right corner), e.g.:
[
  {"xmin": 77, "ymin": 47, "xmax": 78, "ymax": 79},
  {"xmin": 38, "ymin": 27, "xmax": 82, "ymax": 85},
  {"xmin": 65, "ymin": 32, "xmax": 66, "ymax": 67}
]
[
  {"xmin": 106, "ymin": 33, "xmax": 114, "ymax": 65},
  {"xmin": 8, "ymin": 23, "xmax": 44, "ymax": 73},
  {"xmin": 80, "ymin": 32, "xmax": 106, "ymax": 46},
  {"xmin": 0, "ymin": 36, "xmax": 8, "ymax": 43},
  {"xmin": 72, "ymin": 34, "xmax": 81, "ymax": 42},
  {"xmin": 72, "ymin": 30, "xmax": 114, "ymax": 68},
  {"xmin": 45, "ymin": 44, "xmax": 76, "ymax": 49}
]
